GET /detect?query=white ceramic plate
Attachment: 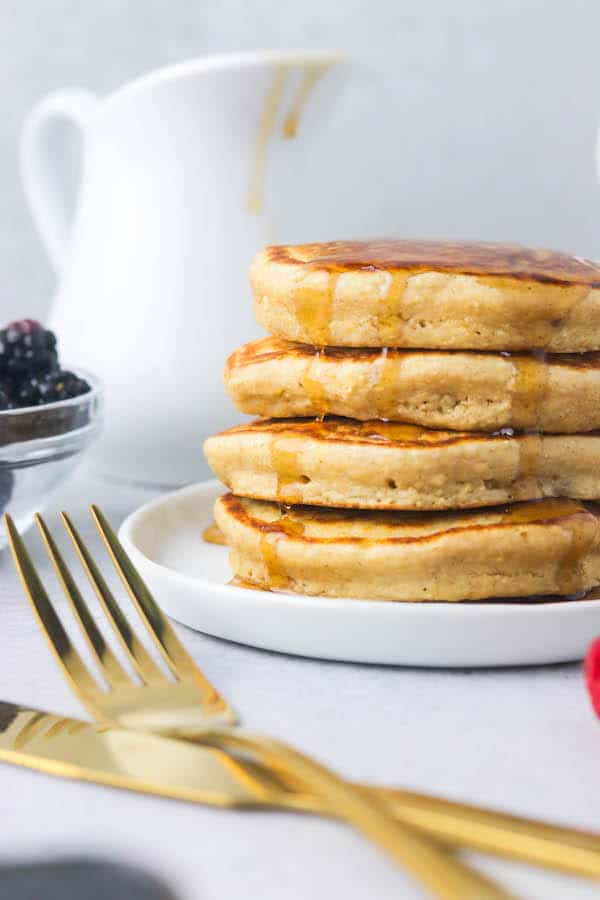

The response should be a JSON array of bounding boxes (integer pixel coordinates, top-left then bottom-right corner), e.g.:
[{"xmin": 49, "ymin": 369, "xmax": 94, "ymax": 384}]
[{"xmin": 119, "ymin": 480, "xmax": 600, "ymax": 667}]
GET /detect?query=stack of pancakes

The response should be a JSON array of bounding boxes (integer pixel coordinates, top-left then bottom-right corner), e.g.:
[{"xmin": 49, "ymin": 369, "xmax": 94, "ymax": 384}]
[{"xmin": 204, "ymin": 240, "xmax": 600, "ymax": 602}]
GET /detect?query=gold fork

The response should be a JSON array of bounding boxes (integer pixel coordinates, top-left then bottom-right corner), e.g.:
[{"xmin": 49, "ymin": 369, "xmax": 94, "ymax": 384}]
[{"xmin": 4, "ymin": 510, "xmax": 513, "ymax": 900}]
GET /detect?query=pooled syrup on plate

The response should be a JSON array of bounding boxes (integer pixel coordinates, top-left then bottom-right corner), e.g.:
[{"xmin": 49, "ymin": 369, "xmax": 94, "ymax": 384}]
[{"xmin": 202, "ymin": 522, "xmax": 227, "ymax": 545}]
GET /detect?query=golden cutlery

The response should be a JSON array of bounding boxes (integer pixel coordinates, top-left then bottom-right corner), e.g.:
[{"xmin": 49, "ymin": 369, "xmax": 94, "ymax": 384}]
[
  {"xmin": 5, "ymin": 511, "xmax": 512, "ymax": 900},
  {"xmin": 2, "ymin": 696, "xmax": 600, "ymax": 890}
]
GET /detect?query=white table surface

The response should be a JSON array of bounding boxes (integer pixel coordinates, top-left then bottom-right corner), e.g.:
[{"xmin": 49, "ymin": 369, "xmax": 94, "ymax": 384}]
[{"xmin": 1, "ymin": 466, "xmax": 600, "ymax": 900}]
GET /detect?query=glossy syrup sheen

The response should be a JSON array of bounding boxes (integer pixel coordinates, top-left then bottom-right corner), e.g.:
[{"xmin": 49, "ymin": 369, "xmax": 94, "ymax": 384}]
[
  {"xmin": 261, "ymin": 241, "xmax": 600, "ymax": 346},
  {"xmin": 228, "ymin": 338, "xmax": 600, "ymax": 369},
  {"xmin": 227, "ymin": 416, "xmax": 476, "ymax": 445},
  {"xmin": 259, "ymin": 417, "xmax": 481, "ymax": 494},
  {"xmin": 267, "ymin": 240, "xmax": 600, "ymax": 285},
  {"xmin": 224, "ymin": 415, "xmax": 594, "ymax": 447},
  {"xmin": 225, "ymin": 494, "xmax": 592, "ymax": 536}
]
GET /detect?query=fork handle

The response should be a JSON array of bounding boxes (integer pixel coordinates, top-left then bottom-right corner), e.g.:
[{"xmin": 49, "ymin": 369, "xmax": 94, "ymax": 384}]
[{"xmin": 201, "ymin": 728, "xmax": 517, "ymax": 900}]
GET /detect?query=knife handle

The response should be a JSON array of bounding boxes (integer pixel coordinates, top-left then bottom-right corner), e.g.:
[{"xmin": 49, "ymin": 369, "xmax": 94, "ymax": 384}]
[{"xmin": 365, "ymin": 785, "xmax": 600, "ymax": 881}]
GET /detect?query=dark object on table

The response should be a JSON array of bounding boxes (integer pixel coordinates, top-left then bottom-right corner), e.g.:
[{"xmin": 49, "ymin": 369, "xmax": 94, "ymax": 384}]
[
  {"xmin": 0, "ymin": 470, "xmax": 14, "ymax": 514},
  {"xmin": 0, "ymin": 858, "xmax": 179, "ymax": 900},
  {"xmin": 0, "ymin": 319, "xmax": 90, "ymax": 410}
]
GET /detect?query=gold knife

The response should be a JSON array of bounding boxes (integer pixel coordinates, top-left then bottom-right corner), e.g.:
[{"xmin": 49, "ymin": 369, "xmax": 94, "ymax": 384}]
[{"xmin": 2, "ymin": 701, "xmax": 600, "ymax": 882}]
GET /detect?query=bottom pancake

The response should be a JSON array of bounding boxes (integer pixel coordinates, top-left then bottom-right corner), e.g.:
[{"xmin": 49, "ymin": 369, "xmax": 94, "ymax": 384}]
[{"xmin": 214, "ymin": 494, "xmax": 600, "ymax": 602}]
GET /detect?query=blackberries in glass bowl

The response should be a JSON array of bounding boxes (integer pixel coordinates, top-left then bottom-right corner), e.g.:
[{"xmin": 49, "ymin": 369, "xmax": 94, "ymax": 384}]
[
  {"xmin": 0, "ymin": 319, "xmax": 90, "ymax": 410},
  {"xmin": 0, "ymin": 319, "xmax": 101, "ymax": 536}
]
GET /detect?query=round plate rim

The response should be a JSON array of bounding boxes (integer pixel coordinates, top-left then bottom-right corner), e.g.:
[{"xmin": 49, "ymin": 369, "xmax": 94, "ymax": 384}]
[{"xmin": 119, "ymin": 479, "xmax": 600, "ymax": 619}]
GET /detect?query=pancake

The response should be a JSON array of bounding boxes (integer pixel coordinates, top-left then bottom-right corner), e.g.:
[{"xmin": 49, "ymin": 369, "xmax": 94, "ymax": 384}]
[
  {"xmin": 204, "ymin": 417, "xmax": 600, "ymax": 510},
  {"xmin": 250, "ymin": 240, "xmax": 600, "ymax": 350},
  {"xmin": 215, "ymin": 494, "xmax": 600, "ymax": 601},
  {"xmin": 225, "ymin": 338, "xmax": 600, "ymax": 433}
]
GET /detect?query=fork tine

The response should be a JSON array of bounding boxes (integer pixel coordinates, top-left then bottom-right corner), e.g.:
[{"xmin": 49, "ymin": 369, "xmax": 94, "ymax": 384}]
[
  {"xmin": 91, "ymin": 505, "xmax": 200, "ymax": 679},
  {"xmin": 60, "ymin": 512, "xmax": 167, "ymax": 687},
  {"xmin": 35, "ymin": 514, "xmax": 132, "ymax": 691},
  {"xmin": 91, "ymin": 505, "xmax": 226, "ymax": 708},
  {"xmin": 4, "ymin": 514, "xmax": 105, "ymax": 714}
]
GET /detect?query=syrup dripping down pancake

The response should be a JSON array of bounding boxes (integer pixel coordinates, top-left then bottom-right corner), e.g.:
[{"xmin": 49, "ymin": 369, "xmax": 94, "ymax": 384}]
[
  {"xmin": 250, "ymin": 240, "xmax": 600, "ymax": 350},
  {"xmin": 205, "ymin": 417, "xmax": 600, "ymax": 511},
  {"xmin": 215, "ymin": 494, "xmax": 600, "ymax": 601}
]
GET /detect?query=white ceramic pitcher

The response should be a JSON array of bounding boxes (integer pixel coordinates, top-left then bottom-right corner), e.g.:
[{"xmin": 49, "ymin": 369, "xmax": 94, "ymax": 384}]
[{"xmin": 20, "ymin": 50, "xmax": 348, "ymax": 485}]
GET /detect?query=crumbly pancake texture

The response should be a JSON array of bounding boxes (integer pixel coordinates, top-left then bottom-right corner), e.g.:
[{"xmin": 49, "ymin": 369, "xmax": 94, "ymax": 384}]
[
  {"xmin": 204, "ymin": 417, "xmax": 600, "ymax": 511},
  {"xmin": 250, "ymin": 240, "xmax": 600, "ymax": 350},
  {"xmin": 225, "ymin": 338, "xmax": 600, "ymax": 433},
  {"xmin": 214, "ymin": 494, "xmax": 600, "ymax": 601}
]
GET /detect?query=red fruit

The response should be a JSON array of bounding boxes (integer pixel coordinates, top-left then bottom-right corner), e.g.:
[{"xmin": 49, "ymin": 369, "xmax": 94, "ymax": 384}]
[
  {"xmin": 7, "ymin": 319, "xmax": 42, "ymax": 334},
  {"xmin": 584, "ymin": 637, "xmax": 600, "ymax": 718}
]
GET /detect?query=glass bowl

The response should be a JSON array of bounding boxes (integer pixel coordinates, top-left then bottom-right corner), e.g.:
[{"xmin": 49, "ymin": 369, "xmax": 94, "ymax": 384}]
[{"xmin": 0, "ymin": 370, "xmax": 102, "ymax": 548}]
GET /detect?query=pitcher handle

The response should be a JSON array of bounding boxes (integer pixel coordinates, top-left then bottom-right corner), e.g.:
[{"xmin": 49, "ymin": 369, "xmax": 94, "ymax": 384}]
[{"xmin": 19, "ymin": 89, "xmax": 98, "ymax": 274}]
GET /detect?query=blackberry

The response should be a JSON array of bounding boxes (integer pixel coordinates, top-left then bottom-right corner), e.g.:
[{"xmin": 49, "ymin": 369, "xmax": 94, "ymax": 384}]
[
  {"xmin": 0, "ymin": 319, "xmax": 58, "ymax": 380},
  {"xmin": 15, "ymin": 370, "xmax": 90, "ymax": 407}
]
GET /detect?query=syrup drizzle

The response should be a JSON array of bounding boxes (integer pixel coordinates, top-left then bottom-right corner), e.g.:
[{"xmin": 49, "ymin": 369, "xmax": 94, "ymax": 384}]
[
  {"xmin": 379, "ymin": 272, "xmax": 409, "ymax": 345},
  {"xmin": 301, "ymin": 350, "xmax": 329, "ymax": 418},
  {"xmin": 257, "ymin": 507, "xmax": 307, "ymax": 588},
  {"xmin": 247, "ymin": 63, "xmax": 331, "ymax": 214},
  {"xmin": 202, "ymin": 522, "xmax": 227, "ymax": 545},
  {"xmin": 372, "ymin": 347, "xmax": 396, "ymax": 418},
  {"xmin": 271, "ymin": 438, "xmax": 303, "ymax": 496},
  {"xmin": 505, "ymin": 350, "xmax": 549, "ymax": 496},
  {"xmin": 483, "ymin": 501, "xmax": 597, "ymax": 596},
  {"xmin": 247, "ymin": 68, "xmax": 288, "ymax": 213},
  {"xmin": 282, "ymin": 64, "xmax": 329, "ymax": 137},
  {"xmin": 255, "ymin": 499, "xmax": 598, "ymax": 597},
  {"xmin": 509, "ymin": 352, "xmax": 549, "ymax": 429},
  {"xmin": 293, "ymin": 272, "xmax": 340, "ymax": 345},
  {"xmin": 259, "ymin": 532, "xmax": 289, "ymax": 588},
  {"xmin": 228, "ymin": 575, "xmax": 265, "ymax": 590},
  {"xmin": 282, "ymin": 241, "xmax": 595, "ymax": 349}
]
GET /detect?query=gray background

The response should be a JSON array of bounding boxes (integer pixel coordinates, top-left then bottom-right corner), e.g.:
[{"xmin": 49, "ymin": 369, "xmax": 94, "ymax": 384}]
[
  {"xmin": 2, "ymin": 8, "xmax": 600, "ymax": 899},
  {"xmin": 2, "ymin": 0, "xmax": 600, "ymax": 324}
]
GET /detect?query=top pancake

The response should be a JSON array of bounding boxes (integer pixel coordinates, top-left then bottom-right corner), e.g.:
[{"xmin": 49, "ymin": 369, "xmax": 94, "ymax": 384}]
[{"xmin": 250, "ymin": 240, "xmax": 600, "ymax": 351}]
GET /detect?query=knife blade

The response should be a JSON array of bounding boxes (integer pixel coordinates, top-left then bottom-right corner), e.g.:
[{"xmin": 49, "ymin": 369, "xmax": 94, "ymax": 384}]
[{"xmin": 0, "ymin": 700, "xmax": 275, "ymax": 807}]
